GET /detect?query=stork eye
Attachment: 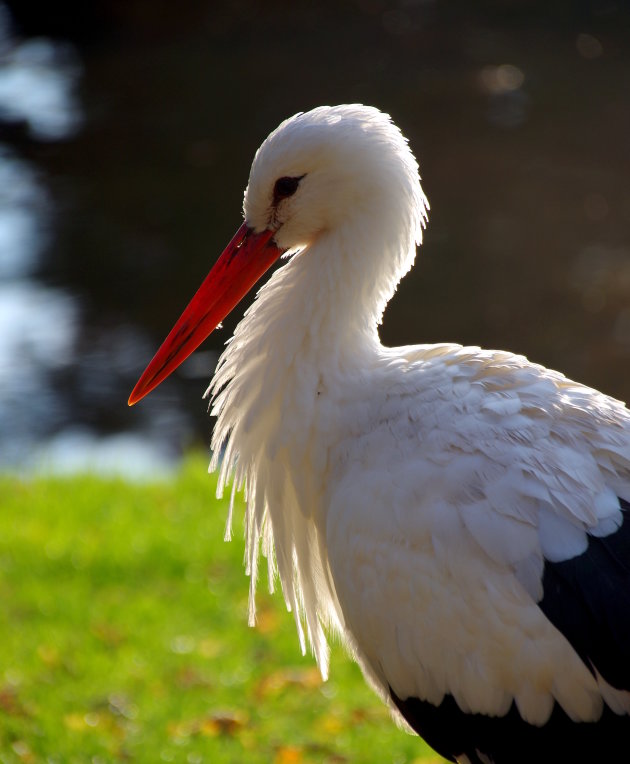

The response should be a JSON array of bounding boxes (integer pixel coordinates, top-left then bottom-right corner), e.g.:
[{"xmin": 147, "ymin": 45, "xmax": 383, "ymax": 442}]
[{"xmin": 273, "ymin": 175, "xmax": 304, "ymax": 204}]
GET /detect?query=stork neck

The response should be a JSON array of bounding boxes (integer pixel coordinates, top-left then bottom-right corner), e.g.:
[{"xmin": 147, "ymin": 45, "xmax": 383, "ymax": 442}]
[{"xmin": 265, "ymin": 215, "xmax": 412, "ymax": 363}]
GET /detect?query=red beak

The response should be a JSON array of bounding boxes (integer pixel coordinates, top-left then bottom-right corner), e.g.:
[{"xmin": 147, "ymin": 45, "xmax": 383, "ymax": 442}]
[{"xmin": 128, "ymin": 222, "xmax": 284, "ymax": 406}]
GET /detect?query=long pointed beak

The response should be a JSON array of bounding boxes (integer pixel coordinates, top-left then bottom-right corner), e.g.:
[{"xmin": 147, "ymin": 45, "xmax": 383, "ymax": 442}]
[{"xmin": 128, "ymin": 222, "xmax": 283, "ymax": 406}]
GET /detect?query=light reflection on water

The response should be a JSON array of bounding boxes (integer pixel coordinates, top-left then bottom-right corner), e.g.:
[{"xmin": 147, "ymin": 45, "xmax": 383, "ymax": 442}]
[
  {"xmin": 0, "ymin": 281, "xmax": 77, "ymax": 458},
  {"xmin": 0, "ymin": 147, "xmax": 82, "ymax": 468},
  {"xmin": 0, "ymin": 4, "xmax": 182, "ymax": 478},
  {"xmin": 0, "ymin": 151, "xmax": 48, "ymax": 276},
  {"xmin": 0, "ymin": 36, "xmax": 82, "ymax": 142},
  {"xmin": 28, "ymin": 429, "xmax": 176, "ymax": 482}
]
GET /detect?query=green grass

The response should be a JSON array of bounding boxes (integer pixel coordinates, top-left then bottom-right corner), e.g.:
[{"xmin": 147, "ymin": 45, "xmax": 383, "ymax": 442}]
[{"xmin": 0, "ymin": 455, "xmax": 442, "ymax": 764}]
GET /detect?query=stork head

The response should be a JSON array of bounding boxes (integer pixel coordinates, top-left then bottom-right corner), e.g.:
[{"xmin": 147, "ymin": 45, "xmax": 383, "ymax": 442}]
[
  {"xmin": 244, "ymin": 104, "xmax": 425, "ymax": 252},
  {"xmin": 129, "ymin": 104, "xmax": 428, "ymax": 405}
]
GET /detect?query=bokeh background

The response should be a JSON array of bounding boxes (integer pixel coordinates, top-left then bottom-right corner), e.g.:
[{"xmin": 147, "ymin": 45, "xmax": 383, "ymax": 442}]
[{"xmin": 2, "ymin": 0, "xmax": 630, "ymax": 478}]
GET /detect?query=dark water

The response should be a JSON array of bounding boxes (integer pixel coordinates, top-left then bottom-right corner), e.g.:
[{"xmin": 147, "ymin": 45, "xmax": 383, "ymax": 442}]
[{"xmin": 2, "ymin": 1, "xmax": 630, "ymax": 477}]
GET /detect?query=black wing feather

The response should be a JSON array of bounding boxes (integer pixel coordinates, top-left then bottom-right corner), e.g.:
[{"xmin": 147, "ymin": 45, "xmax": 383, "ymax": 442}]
[
  {"xmin": 539, "ymin": 498, "xmax": 630, "ymax": 689},
  {"xmin": 390, "ymin": 688, "xmax": 630, "ymax": 763},
  {"xmin": 390, "ymin": 499, "xmax": 630, "ymax": 763}
]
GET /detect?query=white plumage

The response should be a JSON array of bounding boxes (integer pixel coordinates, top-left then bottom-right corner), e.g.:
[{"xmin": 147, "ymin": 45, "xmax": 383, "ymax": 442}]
[{"xmin": 130, "ymin": 105, "xmax": 630, "ymax": 763}]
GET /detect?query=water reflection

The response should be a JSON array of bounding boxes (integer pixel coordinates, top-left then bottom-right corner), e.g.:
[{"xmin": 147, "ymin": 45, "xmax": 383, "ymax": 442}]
[
  {"xmin": 0, "ymin": 283, "xmax": 77, "ymax": 445},
  {"xmin": 0, "ymin": 148, "xmax": 78, "ymax": 467},
  {"xmin": 28, "ymin": 429, "xmax": 176, "ymax": 481},
  {"xmin": 479, "ymin": 63, "xmax": 529, "ymax": 128},
  {"xmin": 0, "ymin": 6, "xmax": 82, "ymax": 141},
  {"xmin": 0, "ymin": 3, "xmax": 184, "ymax": 477},
  {"xmin": 0, "ymin": 151, "xmax": 48, "ymax": 276}
]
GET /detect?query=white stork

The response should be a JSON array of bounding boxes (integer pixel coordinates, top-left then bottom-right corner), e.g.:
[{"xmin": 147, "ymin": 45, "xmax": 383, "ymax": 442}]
[{"xmin": 129, "ymin": 105, "xmax": 630, "ymax": 763}]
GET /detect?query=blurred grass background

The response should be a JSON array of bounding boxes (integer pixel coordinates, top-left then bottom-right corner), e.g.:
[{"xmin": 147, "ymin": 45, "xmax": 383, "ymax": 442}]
[{"xmin": 0, "ymin": 456, "xmax": 443, "ymax": 763}]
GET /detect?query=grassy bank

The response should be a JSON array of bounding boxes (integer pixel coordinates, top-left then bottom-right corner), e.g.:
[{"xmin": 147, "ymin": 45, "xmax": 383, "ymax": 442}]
[{"xmin": 0, "ymin": 456, "xmax": 440, "ymax": 763}]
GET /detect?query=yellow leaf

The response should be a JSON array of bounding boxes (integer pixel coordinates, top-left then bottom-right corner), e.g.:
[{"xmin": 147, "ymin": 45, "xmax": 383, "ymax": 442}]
[
  {"xmin": 37, "ymin": 644, "xmax": 60, "ymax": 668},
  {"xmin": 64, "ymin": 713, "xmax": 88, "ymax": 732},
  {"xmin": 256, "ymin": 604, "xmax": 281, "ymax": 634},
  {"xmin": 318, "ymin": 713, "xmax": 343, "ymax": 735},
  {"xmin": 171, "ymin": 710, "xmax": 247, "ymax": 739},
  {"xmin": 198, "ymin": 637, "xmax": 222, "ymax": 658},
  {"xmin": 257, "ymin": 666, "xmax": 322, "ymax": 697},
  {"xmin": 274, "ymin": 745, "xmax": 304, "ymax": 764},
  {"xmin": 199, "ymin": 718, "xmax": 220, "ymax": 737},
  {"xmin": 167, "ymin": 720, "xmax": 192, "ymax": 739},
  {"xmin": 203, "ymin": 710, "xmax": 247, "ymax": 736}
]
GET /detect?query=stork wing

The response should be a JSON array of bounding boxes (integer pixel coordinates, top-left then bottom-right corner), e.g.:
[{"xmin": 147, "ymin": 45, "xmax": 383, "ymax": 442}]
[{"xmin": 326, "ymin": 344, "xmax": 630, "ymax": 763}]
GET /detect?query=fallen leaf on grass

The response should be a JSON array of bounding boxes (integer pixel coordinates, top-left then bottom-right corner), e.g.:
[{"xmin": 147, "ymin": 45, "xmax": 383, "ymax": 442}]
[
  {"xmin": 174, "ymin": 666, "xmax": 213, "ymax": 690},
  {"xmin": 63, "ymin": 710, "xmax": 125, "ymax": 739},
  {"xmin": 91, "ymin": 621, "xmax": 126, "ymax": 647},
  {"xmin": 64, "ymin": 713, "xmax": 89, "ymax": 732},
  {"xmin": 36, "ymin": 644, "xmax": 61, "ymax": 668},
  {"xmin": 274, "ymin": 745, "xmax": 304, "ymax": 764},
  {"xmin": 0, "ymin": 685, "xmax": 28, "ymax": 717},
  {"xmin": 107, "ymin": 692, "xmax": 138, "ymax": 720},
  {"xmin": 274, "ymin": 743, "xmax": 348, "ymax": 764},
  {"xmin": 11, "ymin": 740, "xmax": 34, "ymax": 763},
  {"xmin": 197, "ymin": 636, "xmax": 222, "ymax": 658},
  {"xmin": 255, "ymin": 604, "xmax": 282, "ymax": 634},
  {"xmin": 256, "ymin": 666, "xmax": 322, "ymax": 698},
  {"xmin": 200, "ymin": 710, "xmax": 247, "ymax": 737},
  {"xmin": 350, "ymin": 705, "xmax": 390, "ymax": 724},
  {"xmin": 316, "ymin": 713, "xmax": 343, "ymax": 735},
  {"xmin": 36, "ymin": 643, "xmax": 77, "ymax": 676},
  {"xmin": 168, "ymin": 709, "xmax": 248, "ymax": 740}
]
